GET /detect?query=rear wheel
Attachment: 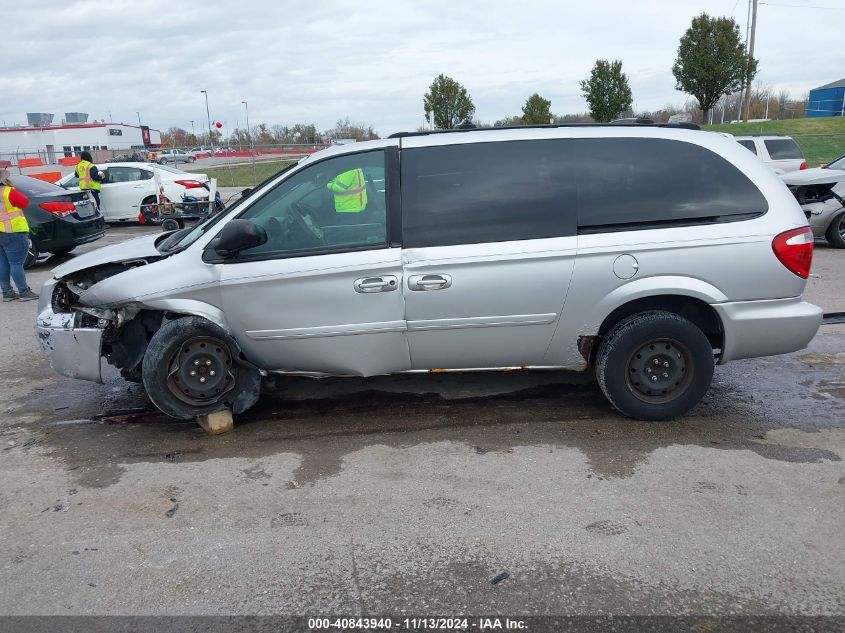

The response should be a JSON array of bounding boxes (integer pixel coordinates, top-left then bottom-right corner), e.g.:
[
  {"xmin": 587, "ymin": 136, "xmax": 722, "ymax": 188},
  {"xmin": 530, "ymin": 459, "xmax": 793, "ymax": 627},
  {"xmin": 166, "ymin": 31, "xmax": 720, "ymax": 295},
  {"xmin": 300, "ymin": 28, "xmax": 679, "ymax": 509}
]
[
  {"xmin": 158, "ymin": 157, "xmax": 167, "ymax": 165},
  {"xmin": 825, "ymin": 211, "xmax": 845, "ymax": 248},
  {"xmin": 595, "ymin": 311, "xmax": 714, "ymax": 420},
  {"xmin": 142, "ymin": 316, "xmax": 261, "ymax": 419},
  {"xmin": 161, "ymin": 218, "xmax": 180, "ymax": 232},
  {"xmin": 23, "ymin": 238, "xmax": 39, "ymax": 269}
]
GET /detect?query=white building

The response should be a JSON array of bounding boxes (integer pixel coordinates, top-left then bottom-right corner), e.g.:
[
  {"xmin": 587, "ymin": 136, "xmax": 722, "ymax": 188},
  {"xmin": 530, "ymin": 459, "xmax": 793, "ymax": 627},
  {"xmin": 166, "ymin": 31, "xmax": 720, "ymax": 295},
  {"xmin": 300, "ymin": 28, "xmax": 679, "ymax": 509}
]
[{"xmin": 0, "ymin": 123, "xmax": 162, "ymax": 164}]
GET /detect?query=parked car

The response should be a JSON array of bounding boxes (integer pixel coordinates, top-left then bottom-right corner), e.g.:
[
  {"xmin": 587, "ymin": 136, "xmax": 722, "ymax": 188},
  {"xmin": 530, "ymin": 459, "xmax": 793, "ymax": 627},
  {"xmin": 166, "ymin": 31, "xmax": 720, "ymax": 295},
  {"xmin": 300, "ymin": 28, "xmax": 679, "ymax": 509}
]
[
  {"xmin": 782, "ymin": 153, "xmax": 845, "ymax": 248},
  {"xmin": 107, "ymin": 151, "xmax": 146, "ymax": 163},
  {"xmin": 733, "ymin": 134, "xmax": 806, "ymax": 174},
  {"xmin": 35, "ymin": 124, "xmax": 821, "ymax": 421},
  {"xmin": 9, "ymin": 175, "xmax": 105, "ymax": 268},
  {"xmin": 55, "ymin": 162, "xmax": 212, "ymax": 222},
  {"xmin": 153, "ymin": 149, "xmax": 196, "ymax": 164}
]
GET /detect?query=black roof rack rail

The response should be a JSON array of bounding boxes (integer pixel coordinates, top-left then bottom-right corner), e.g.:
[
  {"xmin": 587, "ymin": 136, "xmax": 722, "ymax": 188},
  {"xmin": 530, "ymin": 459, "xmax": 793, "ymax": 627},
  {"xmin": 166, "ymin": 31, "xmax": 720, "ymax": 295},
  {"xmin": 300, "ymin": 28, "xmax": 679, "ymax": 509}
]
[{"xmin": 388, "ymin": 121, "xmax": 701, "ymax": 139}]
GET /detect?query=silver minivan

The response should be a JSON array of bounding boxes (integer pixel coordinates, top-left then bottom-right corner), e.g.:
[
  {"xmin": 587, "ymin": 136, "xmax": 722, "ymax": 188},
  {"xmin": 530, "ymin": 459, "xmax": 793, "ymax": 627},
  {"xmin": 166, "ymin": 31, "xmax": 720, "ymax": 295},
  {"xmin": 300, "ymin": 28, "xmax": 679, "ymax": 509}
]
[{"xmin": 36, "ymin": 124, "xmax": 822, "ymax": 421}]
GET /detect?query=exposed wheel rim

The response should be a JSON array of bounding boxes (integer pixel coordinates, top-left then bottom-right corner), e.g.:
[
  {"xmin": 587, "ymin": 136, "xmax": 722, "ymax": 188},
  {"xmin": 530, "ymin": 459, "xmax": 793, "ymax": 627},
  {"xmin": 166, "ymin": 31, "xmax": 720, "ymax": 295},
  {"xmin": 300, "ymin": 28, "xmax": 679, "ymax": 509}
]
[
  {"xmin": 166, "ymin": 336, "xmax": 236, "ymax": 406},
  {"xmin": 838, "ymin": 214, "xmax": 845, "ymax": 239},
  {"xmin": 625, "ymin": 338, "xmax": 694, "ymax": 404}
]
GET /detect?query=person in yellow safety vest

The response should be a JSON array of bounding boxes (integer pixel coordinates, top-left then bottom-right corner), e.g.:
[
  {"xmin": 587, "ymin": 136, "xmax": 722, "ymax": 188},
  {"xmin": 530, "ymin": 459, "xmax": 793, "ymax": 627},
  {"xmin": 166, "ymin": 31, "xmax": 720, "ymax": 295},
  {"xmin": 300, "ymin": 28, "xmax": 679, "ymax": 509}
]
[
  {"xmin": 75, "ymin": 151, "xmax": 106, "ymax": 209},
  {"xmin": 326, "ymin": 168, "xmax": 368, "ymax": 213},
  {"xmin": 0, "ymin": 169, "xmax": 38, "ymax": 301}
]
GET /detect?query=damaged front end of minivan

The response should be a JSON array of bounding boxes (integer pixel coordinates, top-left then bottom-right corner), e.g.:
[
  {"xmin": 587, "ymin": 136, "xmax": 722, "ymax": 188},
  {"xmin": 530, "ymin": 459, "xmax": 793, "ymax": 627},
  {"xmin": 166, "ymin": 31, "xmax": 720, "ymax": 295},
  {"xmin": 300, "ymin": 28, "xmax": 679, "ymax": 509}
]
[
  {"xmin": 35, "ymin": 234, "xmax": 261, "ymax": 418},
  {"xmin": 37, "ymin": 258, "xmax": 160, "ymax": 383}
]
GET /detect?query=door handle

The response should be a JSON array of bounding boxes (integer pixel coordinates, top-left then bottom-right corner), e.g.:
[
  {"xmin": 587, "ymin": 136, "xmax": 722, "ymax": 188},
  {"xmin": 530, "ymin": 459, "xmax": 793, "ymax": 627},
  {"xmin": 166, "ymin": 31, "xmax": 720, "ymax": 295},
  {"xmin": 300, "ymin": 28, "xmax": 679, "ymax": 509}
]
[
  {"xmin": 354, "ymin": 275, "xmax": 398, "ymax": 293},
  {"xmin": 408, "ymin": 274, "xmax": 452, "ymax": 291}
]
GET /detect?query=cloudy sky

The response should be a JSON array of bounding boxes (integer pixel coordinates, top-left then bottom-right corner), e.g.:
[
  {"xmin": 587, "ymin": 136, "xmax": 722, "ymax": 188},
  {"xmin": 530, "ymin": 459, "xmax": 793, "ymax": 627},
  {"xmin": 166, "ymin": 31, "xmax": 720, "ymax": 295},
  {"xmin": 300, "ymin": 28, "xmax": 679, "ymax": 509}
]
[{"xmin": 4, "ymin": 0, "xmax": 843, "ymax": 136}]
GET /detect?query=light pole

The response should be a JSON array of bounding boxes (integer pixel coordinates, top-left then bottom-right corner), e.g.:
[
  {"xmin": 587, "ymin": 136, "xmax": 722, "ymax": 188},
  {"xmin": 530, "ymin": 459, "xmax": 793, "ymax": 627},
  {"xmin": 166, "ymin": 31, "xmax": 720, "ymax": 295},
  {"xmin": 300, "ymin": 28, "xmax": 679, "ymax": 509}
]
[
  {"xmin": 200, "ymin": 90, "xmax": 213, "ymax": 149},
  {"xmin": 189, "ymin": 120, "xmax": 195, "ymax": 138},
  {"xmin": 136, "ymin": 111, "xmax": 141, "ymax": 127},
  {"xmin": 241, "ymin": 101, "xmax": 251, "ymax": 152}
]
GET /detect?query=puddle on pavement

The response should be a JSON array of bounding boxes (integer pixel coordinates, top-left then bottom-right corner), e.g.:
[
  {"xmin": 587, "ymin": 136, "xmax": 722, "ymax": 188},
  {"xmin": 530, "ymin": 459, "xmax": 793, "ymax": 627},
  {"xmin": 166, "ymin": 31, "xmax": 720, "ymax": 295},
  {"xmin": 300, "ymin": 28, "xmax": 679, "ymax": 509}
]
[{"xmin": 6, "ymin": 338, "xmax": 844, "ymax": 490}]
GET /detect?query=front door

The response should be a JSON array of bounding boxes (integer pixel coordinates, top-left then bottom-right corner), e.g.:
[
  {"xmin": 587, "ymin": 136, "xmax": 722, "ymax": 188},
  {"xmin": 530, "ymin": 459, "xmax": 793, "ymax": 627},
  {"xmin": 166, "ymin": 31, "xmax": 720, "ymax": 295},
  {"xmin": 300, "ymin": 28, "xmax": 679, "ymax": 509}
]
[
  {"xmin": 217, "ymin": 146, "xmax": 410, "ymax": 376},
  {"xmin": 100, "ymin": 165, "xmax": 153, "ymax": 221},
  {"xmin": 399, "ymin": 137, "xmax": 578, "ymax": 370}
]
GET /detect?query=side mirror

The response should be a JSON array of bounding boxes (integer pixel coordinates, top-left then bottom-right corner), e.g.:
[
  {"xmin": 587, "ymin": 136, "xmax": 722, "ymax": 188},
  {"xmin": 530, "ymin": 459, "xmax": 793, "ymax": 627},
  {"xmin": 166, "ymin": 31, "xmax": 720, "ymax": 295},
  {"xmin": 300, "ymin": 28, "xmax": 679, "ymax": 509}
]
[
  {"xmin": 240, "ymin": 188, "xmax": 253, "ymax": 199},
  {"xmin": 213, "ymin": 219, "xmax": 267, "ymax": 257}
]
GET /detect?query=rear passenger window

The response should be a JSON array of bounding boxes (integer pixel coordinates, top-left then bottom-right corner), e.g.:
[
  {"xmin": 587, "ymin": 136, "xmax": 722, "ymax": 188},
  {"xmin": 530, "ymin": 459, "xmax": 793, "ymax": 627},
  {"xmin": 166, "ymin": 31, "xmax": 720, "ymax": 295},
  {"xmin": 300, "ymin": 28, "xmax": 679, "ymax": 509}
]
[
  {"xmin": 737, "ymin": 140, "xmax": 757, "ymax": 155},
  {"xmin": 574, "ymin": 138, "xmax": 768, "ymax": 231},
  {"xmin": 401, "ymin": 140, "xmax": 577, "ymax": 248},
  {"xmin": 764, "ymin": 139, "xmax": 803, "ymax": 160}
]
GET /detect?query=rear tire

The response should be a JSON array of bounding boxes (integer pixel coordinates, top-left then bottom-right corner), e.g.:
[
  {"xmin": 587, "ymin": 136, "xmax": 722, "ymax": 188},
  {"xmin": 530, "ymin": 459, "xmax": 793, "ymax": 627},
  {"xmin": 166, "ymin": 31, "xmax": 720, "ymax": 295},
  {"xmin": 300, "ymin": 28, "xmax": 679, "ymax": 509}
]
[
  {"xmin": 825, "ymin": 211, "xmax": 845, "ymax": 248},
  {"xmin": 595, "ymin": 310, "xmax": 714, "ymax": 421},
  {"xmin": 161, "ymin": 218, "xmax": 180, "ymax": 232},
  {"xmin": 158, "ymin": 157, "xmax": 167, "ymax": 165},
  {"xmin": 142, "ymin": 316, "xmax": 261, "ymax": 419},
  {"xmin": 23, "ymin": 238, "xmax": 39, "ymax": 269}
]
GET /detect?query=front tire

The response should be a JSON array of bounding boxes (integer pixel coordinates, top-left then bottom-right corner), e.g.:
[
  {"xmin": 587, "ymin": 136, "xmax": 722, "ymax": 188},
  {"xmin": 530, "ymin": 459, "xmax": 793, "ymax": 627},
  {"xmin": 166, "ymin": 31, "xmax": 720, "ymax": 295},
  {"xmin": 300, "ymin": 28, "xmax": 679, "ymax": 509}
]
[
  {"xmin": 825, "ymin": 211, "xmax": 845, "ymax": 248},
  {"xmin": 142, "ymin": 317, "xmax": 261, "ymax": 419},
  {"xmin": 595, "ymin": 311, "xmax": 714, "ymax": 420}
]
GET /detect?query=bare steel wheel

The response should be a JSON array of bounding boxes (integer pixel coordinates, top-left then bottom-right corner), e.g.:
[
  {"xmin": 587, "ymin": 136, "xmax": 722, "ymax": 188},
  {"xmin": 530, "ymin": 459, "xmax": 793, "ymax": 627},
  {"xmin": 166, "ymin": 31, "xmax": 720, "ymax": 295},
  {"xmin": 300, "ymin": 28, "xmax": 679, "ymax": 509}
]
[
  {"xmin": 167, "ymin": 336, "xmax": 236, "ymax": 406},
  {"xmin": 625, "ymin": 338, "xmax": 694, "ymax": 404},
  {"xmin": 595, "ymin": 311, "xmax": 714, "ymax": 420},
  {"xmin": 142, "ymin": 316, "xmax": 261, "ymax": 419}
]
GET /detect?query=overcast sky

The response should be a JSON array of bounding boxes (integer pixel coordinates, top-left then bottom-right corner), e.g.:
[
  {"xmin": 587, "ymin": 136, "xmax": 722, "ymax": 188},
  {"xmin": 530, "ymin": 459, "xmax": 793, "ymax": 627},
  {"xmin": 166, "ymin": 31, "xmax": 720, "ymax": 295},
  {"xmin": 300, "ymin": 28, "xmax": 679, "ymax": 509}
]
[{"xmin": 4, "ymin": 0, "xmax": 843, "ymax": 136}]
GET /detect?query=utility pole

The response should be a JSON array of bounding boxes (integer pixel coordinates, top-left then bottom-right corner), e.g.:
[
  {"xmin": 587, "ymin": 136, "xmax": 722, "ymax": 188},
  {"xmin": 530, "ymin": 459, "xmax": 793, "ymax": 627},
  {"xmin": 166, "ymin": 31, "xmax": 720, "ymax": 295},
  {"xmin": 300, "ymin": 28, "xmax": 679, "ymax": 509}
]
[
  {"xmin": 242, "ymin": 101, "xmax": 251, "ymax": 151},
  {"xmin": 200, "ymin": 90, "xmax": 213, "ymax": 149},
  {"xmin": 190, "ymin": 120, "xmax": 195, "ymax": 137},
  {"xmin": 743, "ymin": 0, "xmax": 758, "ymax": 122}
]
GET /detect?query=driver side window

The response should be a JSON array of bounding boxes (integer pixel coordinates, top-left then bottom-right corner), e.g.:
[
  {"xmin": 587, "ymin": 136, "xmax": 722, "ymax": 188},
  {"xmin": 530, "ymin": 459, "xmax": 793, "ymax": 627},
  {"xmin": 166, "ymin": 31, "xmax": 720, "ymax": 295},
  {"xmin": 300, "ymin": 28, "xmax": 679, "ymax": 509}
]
[{"xmin": 237, "ymin": 150, "xmax": 387, "ymax": 259}]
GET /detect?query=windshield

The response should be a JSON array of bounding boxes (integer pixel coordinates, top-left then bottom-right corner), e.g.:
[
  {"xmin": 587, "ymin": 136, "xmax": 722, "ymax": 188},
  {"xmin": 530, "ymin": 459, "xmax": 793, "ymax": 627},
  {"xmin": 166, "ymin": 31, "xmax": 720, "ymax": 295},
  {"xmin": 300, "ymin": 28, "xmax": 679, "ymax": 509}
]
[
  {"xmin": 825, "ymin": 154, "xmax": 845, "ymax": 170},
  {"xmin": 158, "ymin": 160, "xmax": 301, "ymax": 253}
]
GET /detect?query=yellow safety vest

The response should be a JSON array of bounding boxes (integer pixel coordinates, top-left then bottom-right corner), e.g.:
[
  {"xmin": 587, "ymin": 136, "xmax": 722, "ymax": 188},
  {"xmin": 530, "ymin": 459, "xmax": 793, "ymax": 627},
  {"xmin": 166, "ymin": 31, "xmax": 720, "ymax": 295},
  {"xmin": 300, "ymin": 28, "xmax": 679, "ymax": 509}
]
[
  {"xmin": 0, "ymin": 186, "xmax": 29, "ymax": 233},
  {"xmin": 76, "ymin": 159, "xmax": 101, "ymax": 191},
  {"xmin": 327, "ymin": 168, "xmax": 367, "ymax": 213}
]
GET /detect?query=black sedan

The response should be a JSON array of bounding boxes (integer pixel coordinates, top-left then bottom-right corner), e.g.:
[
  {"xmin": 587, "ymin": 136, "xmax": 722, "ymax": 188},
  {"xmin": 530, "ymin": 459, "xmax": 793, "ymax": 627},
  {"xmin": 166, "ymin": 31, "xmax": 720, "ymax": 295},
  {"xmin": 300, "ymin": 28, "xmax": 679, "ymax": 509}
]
[{"xmin": 10, "ymin": 175, "xmax": 106, "ymax": 268}]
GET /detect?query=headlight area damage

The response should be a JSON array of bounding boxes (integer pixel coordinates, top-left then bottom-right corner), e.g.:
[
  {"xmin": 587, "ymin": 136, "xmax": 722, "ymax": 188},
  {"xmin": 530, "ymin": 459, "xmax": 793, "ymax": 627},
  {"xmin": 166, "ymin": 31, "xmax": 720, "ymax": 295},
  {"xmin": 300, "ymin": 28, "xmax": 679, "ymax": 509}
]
[{"xmin": 36, "ymin": 261, "xmax": 261, "ymax": 420}]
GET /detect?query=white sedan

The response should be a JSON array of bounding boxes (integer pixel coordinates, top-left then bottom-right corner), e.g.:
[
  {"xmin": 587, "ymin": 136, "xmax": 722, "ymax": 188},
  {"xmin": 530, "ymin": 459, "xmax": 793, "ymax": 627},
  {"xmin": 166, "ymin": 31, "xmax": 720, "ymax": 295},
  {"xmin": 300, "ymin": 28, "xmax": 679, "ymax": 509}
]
[{"xmin": 56, "ymin": 163, "xmax": 212, "ymax": 222}]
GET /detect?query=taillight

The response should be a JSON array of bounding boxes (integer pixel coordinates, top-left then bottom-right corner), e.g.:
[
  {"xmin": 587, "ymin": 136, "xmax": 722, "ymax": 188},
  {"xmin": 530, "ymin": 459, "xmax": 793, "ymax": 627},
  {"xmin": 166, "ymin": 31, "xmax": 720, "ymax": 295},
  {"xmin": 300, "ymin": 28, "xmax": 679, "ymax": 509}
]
[
  {"xmin": 800, "ymin": 162, "xmax": 807, "ymax": 170},
  {"xmin": 772, "ymin": 227, "xmax": 814, "ymax": 279},
  {"xmin": 39, "ymin": 201, "xmax": 75, "ymax": 217},
  {"xmin": 174, "ymin": 179, "xmax": 205, "ymax": 189}
]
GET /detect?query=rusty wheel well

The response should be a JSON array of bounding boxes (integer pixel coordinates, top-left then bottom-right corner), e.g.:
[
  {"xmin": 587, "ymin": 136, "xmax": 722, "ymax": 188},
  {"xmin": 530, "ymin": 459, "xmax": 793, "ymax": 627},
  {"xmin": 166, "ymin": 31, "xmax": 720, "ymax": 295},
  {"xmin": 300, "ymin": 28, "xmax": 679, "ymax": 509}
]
[{"xmin": 583, "ymin": 295, "xmax": 723, "ymax": 364}]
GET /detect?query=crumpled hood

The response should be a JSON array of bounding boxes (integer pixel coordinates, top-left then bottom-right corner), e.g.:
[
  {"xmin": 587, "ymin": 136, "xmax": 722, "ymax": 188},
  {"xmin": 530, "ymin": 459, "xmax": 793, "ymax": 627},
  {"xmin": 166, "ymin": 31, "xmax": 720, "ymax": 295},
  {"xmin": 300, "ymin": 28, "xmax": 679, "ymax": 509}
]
[
  {"xmin": 781, "ymin": 168, "xmax": 845, "ymax": 186},
  {"xmin": 52, "ymin": 232, "xmax": 165, "ymax": 279}
]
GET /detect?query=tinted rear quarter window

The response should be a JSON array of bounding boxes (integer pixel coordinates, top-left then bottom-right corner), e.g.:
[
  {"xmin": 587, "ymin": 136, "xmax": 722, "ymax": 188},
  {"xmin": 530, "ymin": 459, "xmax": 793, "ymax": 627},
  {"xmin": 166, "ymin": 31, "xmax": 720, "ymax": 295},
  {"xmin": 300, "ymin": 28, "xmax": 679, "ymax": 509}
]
[
  {"xmin": 574, "ymin": 137, "xmax": 768, "ymax": 230},
  {"xmin": 764, "ymin": 139, "xmax": 804, "ymax": 160},
  {"xmin": 401, "ymin": 140, "xmax": 577, "ymax": 248}
]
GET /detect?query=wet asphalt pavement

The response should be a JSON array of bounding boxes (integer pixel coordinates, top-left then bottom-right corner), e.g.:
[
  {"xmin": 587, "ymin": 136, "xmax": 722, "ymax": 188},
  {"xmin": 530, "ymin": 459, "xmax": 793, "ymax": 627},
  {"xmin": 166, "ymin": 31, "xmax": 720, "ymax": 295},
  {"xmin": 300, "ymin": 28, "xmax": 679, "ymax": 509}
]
[{"xmin": 0, "ymin": 225, "xmax": 843, "ymax": 622}]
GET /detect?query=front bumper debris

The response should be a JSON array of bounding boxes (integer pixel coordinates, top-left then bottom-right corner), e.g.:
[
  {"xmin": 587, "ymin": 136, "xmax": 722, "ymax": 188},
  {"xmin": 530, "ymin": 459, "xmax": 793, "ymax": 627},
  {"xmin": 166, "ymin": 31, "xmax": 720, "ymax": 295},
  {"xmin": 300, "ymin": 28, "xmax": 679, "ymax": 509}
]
[{"xmin": 36, "ymin": 305, "xmax": 104, "ymax": 383}]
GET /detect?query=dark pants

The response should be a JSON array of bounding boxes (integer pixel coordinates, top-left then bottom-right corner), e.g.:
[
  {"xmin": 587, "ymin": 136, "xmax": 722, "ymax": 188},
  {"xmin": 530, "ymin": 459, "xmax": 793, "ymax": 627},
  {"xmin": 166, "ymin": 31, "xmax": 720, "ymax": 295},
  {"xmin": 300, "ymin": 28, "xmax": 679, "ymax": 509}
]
[
  {"xmin": 0, "ymin": 232, "xmax": 30, "ymax": 294},
  {"xmin": 88, "ymin": 189, "xmax": 101, "ymax": 209}
]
